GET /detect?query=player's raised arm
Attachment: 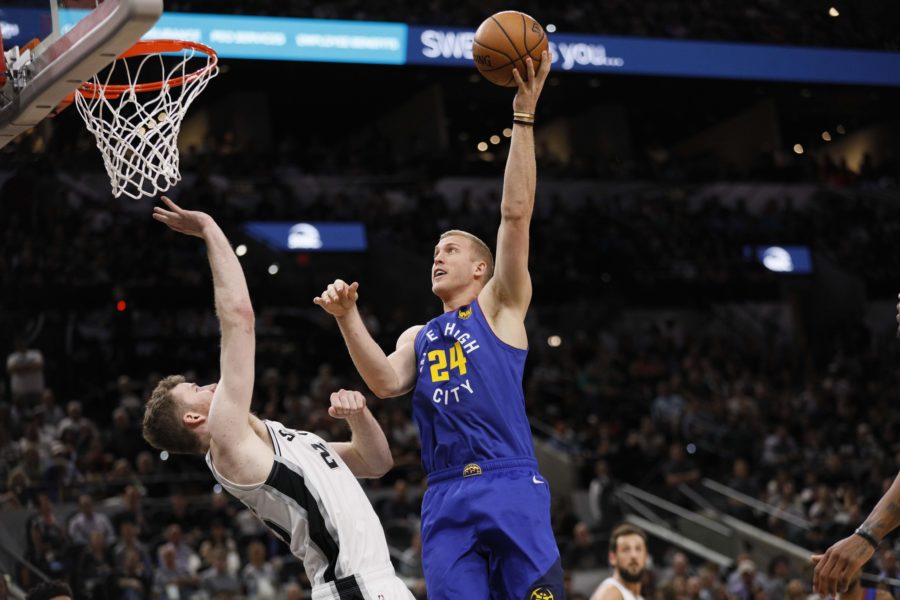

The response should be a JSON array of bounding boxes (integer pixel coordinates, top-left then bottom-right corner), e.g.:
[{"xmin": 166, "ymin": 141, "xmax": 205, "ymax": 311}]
[
  {"xmin": 314, "ymin": 279, "xmax": 420, "ymax": 399},
  {"xmin": 152, "ymin": 197, "xmax": 255, "ymax": 447},
  {"xmin": 326, "ymin": 389, "xmax": 393, "ymax": 478},
  {"xmin": 482, "ymin": 51, "xmax": 550, "ymax": 316}
]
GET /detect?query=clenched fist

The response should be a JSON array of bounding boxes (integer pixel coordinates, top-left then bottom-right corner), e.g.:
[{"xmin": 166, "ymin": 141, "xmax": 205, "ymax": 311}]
[{"xmin": 328, "ymin": 389, "xmax": 367, "ymax": 420}]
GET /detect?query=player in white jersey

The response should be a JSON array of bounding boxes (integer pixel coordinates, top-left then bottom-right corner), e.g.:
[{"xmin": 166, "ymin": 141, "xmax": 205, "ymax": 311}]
[
  {"xmin": 141, "ymin": 198, "xmax": 414, "ymax": 600},
  {"xmin": 591, "ymin": 524, "xmax": 649, "ymax": 600}
]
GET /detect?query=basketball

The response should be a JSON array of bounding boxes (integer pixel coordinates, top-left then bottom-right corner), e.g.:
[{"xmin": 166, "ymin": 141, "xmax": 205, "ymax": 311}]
[{"xmin": 473, "ymin": 11, "xmax": 549, "ymax": 87}]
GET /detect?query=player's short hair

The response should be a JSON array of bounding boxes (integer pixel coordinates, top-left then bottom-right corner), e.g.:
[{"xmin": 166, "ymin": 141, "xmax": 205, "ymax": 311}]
[
  {"xmin": 26, "ymin": 580, "xmax": 73, "ymax": 600},
  {"xmin": 143, "ymin": 374, "xmax": 203, "ymax": 455},
  {"xmin": 439, "ymin": 230, "xmax": 494, "ymax": 280},
  {"xmin": 609, "ymin": 523, "xmax": 647, "ymax": 552}
]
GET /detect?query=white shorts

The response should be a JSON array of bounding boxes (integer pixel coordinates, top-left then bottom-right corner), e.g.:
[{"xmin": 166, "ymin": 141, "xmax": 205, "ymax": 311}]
[{"xmin": 311, "ymin": 566, "xmax": 416, "ymax": 600}]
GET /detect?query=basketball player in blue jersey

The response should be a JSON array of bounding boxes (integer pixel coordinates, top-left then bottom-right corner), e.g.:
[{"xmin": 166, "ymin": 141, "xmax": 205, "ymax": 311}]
[
  {"xmin": 315, "ymin": 52, "xmax": 563, "ymax": 599},
  {"xmin": 143, "ymin": 198, "xmax": 414, "ymax": 600}
]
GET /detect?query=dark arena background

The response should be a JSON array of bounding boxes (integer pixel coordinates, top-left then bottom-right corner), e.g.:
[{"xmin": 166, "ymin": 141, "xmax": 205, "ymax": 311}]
[{"xmin": 2, "ymin": 0, "xmax": 900, "ymax": 598}]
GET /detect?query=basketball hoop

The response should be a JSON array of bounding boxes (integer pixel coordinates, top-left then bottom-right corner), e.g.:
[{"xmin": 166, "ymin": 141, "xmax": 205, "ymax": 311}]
[{"xmin": 73, "ymin": 39, "xmax": 218, "ymax": 200}]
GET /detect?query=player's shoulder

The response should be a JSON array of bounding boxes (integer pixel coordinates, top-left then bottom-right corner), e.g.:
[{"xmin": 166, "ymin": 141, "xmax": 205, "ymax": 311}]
[
  {"xmin": 592, "ymin": 580, "xmax": 625, "ymax": 600},
  {"xmin": 397, "ymin": 324, "xmax": 424, "ymax": 345}
]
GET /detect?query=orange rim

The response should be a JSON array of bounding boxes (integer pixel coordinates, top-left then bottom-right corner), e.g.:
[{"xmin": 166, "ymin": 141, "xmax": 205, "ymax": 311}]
[{"xmin": 77, "ymin": 39, "xmax": 218, "ymax": 99}]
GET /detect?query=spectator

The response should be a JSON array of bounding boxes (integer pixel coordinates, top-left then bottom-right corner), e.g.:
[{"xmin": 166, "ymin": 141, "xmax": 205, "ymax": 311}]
[
  {"xmin": 198, "ymin": 520, "xmax": 240, "ymax": 576},
  {"xmin": 134, "ymin": 452, "xmax": 168, "ymax": 498},
  {"xmin": 68, "ymin": 495, "xmax": 116, "ymax": 547},
  {"xmin": 105, "ymin": 408, "xmax": 142, "ymax": 465},
  {"xmin": 112, "ymin": 520, "xmax": 151, "ymax": 573},
  {"xmin": 156, "ymin": 524, "xmax": 200, "ymax": 577},
  {"xmin": 76, "ymin": 530, "xmax": 115, "ymax": 599},
  {"xmin": 660, "ymin": 552, "xmax": 695, "ymax": 586},
  {"xmin": 200, "ymin": 547, "xmax": 241, "ymax": 599},
  {"xmin": 877, "ymin": 548, "xmax": 900, "ymax": 597},
  {"xmin": 563, "ymin": 522, "xmax": 605, "ymax": 570},
  {"xmin": 727, "ymin": 559, "xmax": 767, "ymax": 600},
  {"xmin": 376, "ymin": 479, "xmax": 419, "ymax": 522},
  {"xmin": 588, "ymin": 459, "xmax": 621, "ymax": 534},
  {"xmin": 765, "ymin": 556, "xmax": 791, "ymax": 600},
  {"xmin": 153, "ymin": 542, "xmax": 200, "ymax": 600},
  {"xmin": 7, "ymin": 336, "xmax": 44, "ymax": 405},
  {"xmin": 112, "ymin": 485, "xmax": 147, "ymax": 534},
  {"xmin": 661, "ymin": 442, "xmax": 701, "ymax": 501},
  {"xmin": 241, "ymin": 541, "xmax": 278, "ymax": 599},
  {"xmin": 115, "ymin": 548, "xmax": 152, "ymax": 600}
]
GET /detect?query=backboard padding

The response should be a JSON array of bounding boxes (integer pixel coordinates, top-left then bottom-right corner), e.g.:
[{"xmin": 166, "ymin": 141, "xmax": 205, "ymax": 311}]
[{"xmin": 0, "ymin": 0, "xmax": 162, "ymax": 148}]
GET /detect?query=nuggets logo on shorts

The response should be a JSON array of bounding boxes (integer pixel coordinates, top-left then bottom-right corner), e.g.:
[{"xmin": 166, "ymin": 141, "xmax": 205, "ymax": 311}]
[
  {"xmin": 462, "ymin": 463, "xmax": 482, "ymax": 477},
  {"xmin": 530, "ymin": 587, "xmax": 555, "ymax": 600},
  {"xmin": 458, "ymin": 306, "xmax": 472, "ymax": 320}
]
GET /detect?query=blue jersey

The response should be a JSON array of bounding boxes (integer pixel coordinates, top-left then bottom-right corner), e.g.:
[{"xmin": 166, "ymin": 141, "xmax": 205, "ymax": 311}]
[{"xmin": 411, "ymin": 299, "xmax": 535, "ymax": 474}]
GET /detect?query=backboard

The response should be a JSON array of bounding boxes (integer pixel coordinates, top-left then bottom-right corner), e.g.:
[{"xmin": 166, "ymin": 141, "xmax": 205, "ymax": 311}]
[{"xmin": 0, "ymin": 0, "xmax": 162, "ymax": 148}]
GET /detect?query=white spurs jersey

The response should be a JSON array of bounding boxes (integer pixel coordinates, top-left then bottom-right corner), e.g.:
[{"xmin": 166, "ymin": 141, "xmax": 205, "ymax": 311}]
[
  {"xmin": 593, "ymin": 577, "xmax": 644, "ymax": 600},
  {"xmin": 205, "ymin": 419, "xmax": 393, "ymax": 592}
]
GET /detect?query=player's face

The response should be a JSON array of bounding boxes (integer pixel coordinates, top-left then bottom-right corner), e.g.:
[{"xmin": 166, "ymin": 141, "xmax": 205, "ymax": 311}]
[
  {"xmin": 174, "ymin": 382, "xmax": 217, "ymax": 416},
  {"xmin": 432, "ymin": 236, "xmax": 479, "ymax": 295},
  {"xmin": 610, "ymin": 534, "xmax": 648, "ymax": 583}
]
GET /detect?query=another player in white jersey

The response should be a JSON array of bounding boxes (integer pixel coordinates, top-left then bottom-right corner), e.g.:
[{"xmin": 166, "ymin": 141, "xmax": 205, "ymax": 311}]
[
  {"xmin": 141, "ymin": 197, "xmax": 414, "ymax": 600},
  {"xmin": 590, "ymin": 524, "xmax": 649, "ymax": 600}
]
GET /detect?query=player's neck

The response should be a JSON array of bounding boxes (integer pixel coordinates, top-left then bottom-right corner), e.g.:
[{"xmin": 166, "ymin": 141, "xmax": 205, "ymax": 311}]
[
  {"xmin": 614, "ymin": 573, "xmax": 641, "ymax": 597},
  {"xmin": 439, "ymin": 287, "xmax": 480, "ymax": 313}
]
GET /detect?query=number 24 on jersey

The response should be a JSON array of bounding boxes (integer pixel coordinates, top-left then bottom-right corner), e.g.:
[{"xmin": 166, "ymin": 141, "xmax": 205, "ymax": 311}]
[{"xmin": 428, "ymin": 341, "xmax": 467, "ymax": 382}]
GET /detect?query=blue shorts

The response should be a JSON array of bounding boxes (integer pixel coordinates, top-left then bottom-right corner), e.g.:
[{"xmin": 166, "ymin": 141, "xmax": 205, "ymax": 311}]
[{"xmin": 421, "ymin": 457, "xmax": 565, "ymax": 600}]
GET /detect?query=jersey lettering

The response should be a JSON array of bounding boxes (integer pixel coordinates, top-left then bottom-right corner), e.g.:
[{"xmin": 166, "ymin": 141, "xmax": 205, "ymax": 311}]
[{"xmin": 311, "ymin": 442, "xmax": 339, "ymax": 469}]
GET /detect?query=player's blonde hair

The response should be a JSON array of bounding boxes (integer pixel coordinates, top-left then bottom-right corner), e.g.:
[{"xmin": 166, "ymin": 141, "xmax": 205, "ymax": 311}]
[
  {"xmin": 439, "ymin": 230, "xmax": 494, "ymax": 281},
  {"xmin": 143, "ymin": 374, "xmax": 204, "ymax": 455}
]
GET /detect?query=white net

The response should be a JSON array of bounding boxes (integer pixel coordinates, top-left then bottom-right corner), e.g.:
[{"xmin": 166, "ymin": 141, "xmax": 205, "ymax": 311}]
[{"xmin": 74, "ymin": 41, "xmax": 218, "ymax": 200}]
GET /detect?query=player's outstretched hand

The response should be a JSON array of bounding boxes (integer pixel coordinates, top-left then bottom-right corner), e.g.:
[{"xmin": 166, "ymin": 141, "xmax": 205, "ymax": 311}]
[
  {"xmin": 328, "ymin": 389, "xmax": 367, "ymax": 419},
  {"xmin": 313, "ymin": 279, "xmax": 359, "ymax": 318},
  {"xmin": 811, "ymin": 533, "xmax": 875, "ymax": 597},
  {"xmin": 512, "ymin": 50, "xmax": 551, "ymax": 114},
  {"xmin": 152, "ymin": 196, "xmax": 212, "ymax": 238}
]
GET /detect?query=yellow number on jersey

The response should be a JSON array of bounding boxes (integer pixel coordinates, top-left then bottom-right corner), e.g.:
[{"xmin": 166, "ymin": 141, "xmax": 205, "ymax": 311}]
[
  {"xmin": 429, "ymin": 343, "xmax": 467, "ymax": 382},
  {"xmin": 429, "ymin": 350, "xmax": 449, "ymax": 382},
  {"xmin": 449, "ymin": 342, "xmax": 467, "ymax": 376}
]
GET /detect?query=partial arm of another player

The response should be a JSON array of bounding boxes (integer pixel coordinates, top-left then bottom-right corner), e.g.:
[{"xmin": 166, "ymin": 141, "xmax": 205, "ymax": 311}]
[
  {"xmin": 327, "ymin": 389, "xmax": 393, "ymax": 478},
  {"xmin": 480, "ymin": 53, "xmax": 550, "ymax": 322},
  {"xmin": 314, "ymin": 279, "xmax": 420, "ymax": 398},
  {"xmin": 812, "ymin": 471, "xmax": 900, "ymax": 596},
  {"xmin": 153, "ymin": 197, "xmax": 255, "ymax": 446}
]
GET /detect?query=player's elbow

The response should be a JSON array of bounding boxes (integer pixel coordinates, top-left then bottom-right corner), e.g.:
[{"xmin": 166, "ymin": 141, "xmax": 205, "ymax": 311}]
[
  {"xmin": 371, "ymin": 388, "xmax": 390, "ymax": 400},
  {"xmin": 371, "ymin": 453, "xmax": 394, "ymax": 478},
  {"xmin": 501, "ymin": 204, "xmax": 532, "ymax": 222},
  {"xmin": 371, "ymin": 379, "xmax": 404, "ymax": 399},
  {"xmin": 371, "ymin": 386, "xmax": 397, "ymax": 400},
  {"xmin": 220, "ymin": 302, "xmax": 255, "ymax": 329}
]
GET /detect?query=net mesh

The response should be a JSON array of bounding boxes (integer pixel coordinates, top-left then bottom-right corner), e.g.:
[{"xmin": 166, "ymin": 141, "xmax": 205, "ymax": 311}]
[{"xmin": 74, "ymin": 43, "xmax": 218, "ymax": 200}]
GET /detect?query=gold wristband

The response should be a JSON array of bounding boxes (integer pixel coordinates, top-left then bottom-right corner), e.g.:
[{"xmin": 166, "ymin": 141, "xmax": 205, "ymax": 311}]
[{"xmin": 513, "ymin": 111, "xmax": 535, "ymax": 121}]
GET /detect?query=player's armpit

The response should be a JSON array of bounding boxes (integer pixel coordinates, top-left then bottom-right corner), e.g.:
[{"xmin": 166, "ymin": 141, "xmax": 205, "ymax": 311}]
[
  {"xmin": 209, "ymin": 429, "xmax": 273, "ymax": 486},
  {"xmin": 378, "ymin": 325, "xmax": 422, "ymax": 398}
]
